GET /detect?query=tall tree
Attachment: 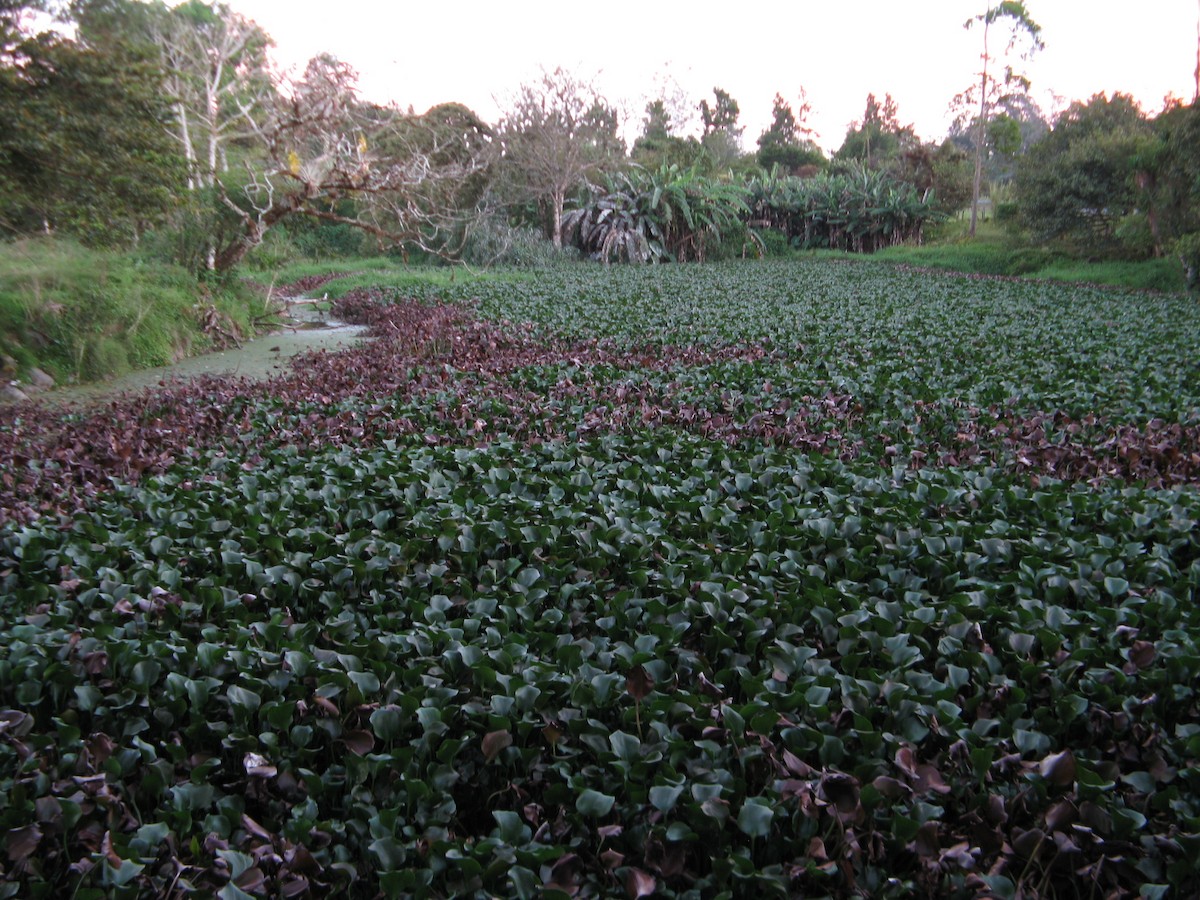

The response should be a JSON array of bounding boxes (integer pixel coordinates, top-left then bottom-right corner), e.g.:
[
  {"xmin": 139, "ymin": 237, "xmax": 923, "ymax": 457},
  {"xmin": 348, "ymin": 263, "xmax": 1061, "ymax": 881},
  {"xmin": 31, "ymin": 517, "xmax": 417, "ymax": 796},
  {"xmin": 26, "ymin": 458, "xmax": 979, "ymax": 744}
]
[
  {"xmin": 641, "ymin": 99, "xmax": 673, "ymax": 142},
  {"xmin": 756, "ymin": 91, "xmax": 824, "ymax": 173},
  {"xmin": 698, "ymin": 86, "xmax": 744, "ymax": 169},
  {"xmin": 497, "ymin": 67, "xmax": 624, "ymax": 248},
  {"xmin": 1, "ymin": 0, "xmax": 185, "ymax": 243},
  {"xmin": 962, "ymin": 2, "xmax": 1043, "ymax": 236},
  {"xmin": 948, "ymin": 91, "xmax": 1048, "ymax": 187},
  {"xmin": 835, "ymin": 93, "xmax": 914, "ymax": 169},
  {"xmin": 631, "ymin": 99, "xmax": 707, "ymax": 172},
  {"xmin": 1013, "ymin": 93, "xmax": 1151, "ymax": 253},
  {"xmin": 145, "ymin": 0, "xmax": 273, "ymax": 194}
]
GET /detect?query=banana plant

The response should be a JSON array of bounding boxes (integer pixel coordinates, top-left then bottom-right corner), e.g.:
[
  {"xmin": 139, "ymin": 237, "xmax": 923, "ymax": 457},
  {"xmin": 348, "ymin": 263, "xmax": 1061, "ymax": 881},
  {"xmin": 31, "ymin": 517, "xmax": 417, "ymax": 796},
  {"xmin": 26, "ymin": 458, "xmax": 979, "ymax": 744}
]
[
  {"xmin": 745, "ymin": 163, "xmax": 941, "ymax": 252},
  {"xmin": 564, "ymin": 165, "xmax": 749, "ymax": 263}
]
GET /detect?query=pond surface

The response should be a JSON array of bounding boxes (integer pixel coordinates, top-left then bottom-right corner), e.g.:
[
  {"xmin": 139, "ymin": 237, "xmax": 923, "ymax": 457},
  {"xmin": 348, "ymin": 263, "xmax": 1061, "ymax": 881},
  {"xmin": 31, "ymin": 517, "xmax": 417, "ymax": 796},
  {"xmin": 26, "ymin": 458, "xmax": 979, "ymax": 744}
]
[{"xmin": 47, "ymin": 299, "xmax": 368, "ymax": 404}]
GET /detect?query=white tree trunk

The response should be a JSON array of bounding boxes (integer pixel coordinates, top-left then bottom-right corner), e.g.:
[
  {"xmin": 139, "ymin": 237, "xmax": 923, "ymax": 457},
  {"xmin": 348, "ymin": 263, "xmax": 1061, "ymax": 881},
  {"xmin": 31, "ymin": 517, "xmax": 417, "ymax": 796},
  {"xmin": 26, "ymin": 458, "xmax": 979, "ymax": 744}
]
[
  {"xmin": 175, "ymin": 100, "xmax": 196, "ymax": 190},
  {"xmin": 552, "ymin": 189, "xmax": 564, "ymax": 248},
  {"xmin": 970, "ymin": 16, "xmax": 990, "ymax": 238}
]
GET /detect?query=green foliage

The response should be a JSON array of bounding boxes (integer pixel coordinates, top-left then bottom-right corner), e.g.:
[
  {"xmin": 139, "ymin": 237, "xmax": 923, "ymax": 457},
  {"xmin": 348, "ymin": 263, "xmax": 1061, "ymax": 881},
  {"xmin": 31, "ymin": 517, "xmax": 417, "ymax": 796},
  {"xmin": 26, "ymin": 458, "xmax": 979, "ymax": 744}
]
[
  {"xmin": 947, "ymin": 93, "xmax": 1049, "ymax": 186},
  {"xmin": 0, "ymin": 1, "xmax": 187, "ymax": 246},
  {"xmin": 873, "ymin": 221, "xmax": 1185, "ymax": 291},
  {"xmin": 497, "ymin": 67, "xmax": 625, "ymax": 247},
  {"xmin": 564, "ymin": 166, "xmax": 750, "ymax": 263},
  {"xmin": 699, "ymin": 86, "xmax": 741, "ymax": 136},
  {"xmin": 1014, "ymin": 93, "xmax": 1152, "ymax": 254},
  {"xmin": 1176, "ymin": 232, "xmax": 1200, "ymax": 294},
  {"xmin": 1140, "ymin": 101, "xmax": 1200, "ymax": 284},
  {"xmin": 460, "ymin": 214, "xmax": 579, "ymax": 268},
  {"xmin": 747, "ymin": 164, "xmax": 940, "ymax": 252},
  {"xmin": 834, "ymin": 93, "xmax": 913, "ymax": 169},
  {"xmin": 756, "ymin": 92, "xmax": 825, "ymax": 174},
  {"xmin": 0, "ymin": 238, "xmax": 254, "ymax": 383},
  {"xmin": 3, "ymin": 260, "xmax": 1200, "ymax": 896},
  {"xmin": 310, "ymin": 265, "xmax": 523, "ymax": 301}
]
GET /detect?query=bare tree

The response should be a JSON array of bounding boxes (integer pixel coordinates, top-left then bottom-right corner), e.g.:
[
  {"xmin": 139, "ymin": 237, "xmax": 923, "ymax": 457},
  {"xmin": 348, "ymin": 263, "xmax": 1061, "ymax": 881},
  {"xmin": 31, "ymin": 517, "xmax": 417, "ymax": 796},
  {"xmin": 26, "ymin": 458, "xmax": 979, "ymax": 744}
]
[
  {"xmin": 213, "ymin": 55, "xmax": 495, "ymax": 271},
  {"xmin": 148, "ymin": 0, "xmax": 272, "ymax": 192},
  {"xmin": 497, "ymin": 67, "xmax": 624, "ymax": 248}
]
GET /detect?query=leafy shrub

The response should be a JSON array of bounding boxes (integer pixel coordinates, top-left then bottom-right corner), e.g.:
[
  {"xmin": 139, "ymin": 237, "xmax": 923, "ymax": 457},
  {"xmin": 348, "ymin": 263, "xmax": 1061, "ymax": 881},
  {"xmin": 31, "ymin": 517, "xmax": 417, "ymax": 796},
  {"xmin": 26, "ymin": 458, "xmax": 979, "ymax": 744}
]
[
  {"xmin": 753, "ymin": 227, "xmax": 793, "ymax": 258},
  {"xmin": 1175, "ymin": 231, "xmax": 1200, "ymax": 294},
  {"xmin": 461, "ymin": 215, "xmax": 578, "ymax": 267}
]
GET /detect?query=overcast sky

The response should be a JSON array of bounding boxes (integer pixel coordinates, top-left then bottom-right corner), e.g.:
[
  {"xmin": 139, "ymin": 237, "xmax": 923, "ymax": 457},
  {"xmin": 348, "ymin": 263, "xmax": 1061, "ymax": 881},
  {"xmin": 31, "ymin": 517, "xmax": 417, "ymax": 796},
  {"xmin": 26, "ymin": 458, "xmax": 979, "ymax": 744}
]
[{"xmin": 226, "ymin": 1, "xmax": 1199, "ymax": 153}]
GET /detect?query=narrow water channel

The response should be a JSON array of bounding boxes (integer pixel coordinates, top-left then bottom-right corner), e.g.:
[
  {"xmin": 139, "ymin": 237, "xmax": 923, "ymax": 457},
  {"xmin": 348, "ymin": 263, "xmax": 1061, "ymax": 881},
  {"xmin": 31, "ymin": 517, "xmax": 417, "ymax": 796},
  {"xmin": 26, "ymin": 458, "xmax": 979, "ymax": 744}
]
[{"xmin": 46, "ymin": 297, "xmax": 369, "ymax": 403}]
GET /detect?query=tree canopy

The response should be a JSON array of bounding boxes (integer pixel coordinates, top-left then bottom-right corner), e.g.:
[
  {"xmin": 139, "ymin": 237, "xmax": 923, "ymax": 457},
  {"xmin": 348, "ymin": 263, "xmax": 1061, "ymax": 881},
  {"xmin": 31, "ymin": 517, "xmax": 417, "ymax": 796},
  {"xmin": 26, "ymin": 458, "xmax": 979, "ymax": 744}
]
[
  {"xmin": 0, "ymin": 0, "xmax": 185, "ymax": 243},
  {"xmin": 497, "ymin": 67, "xmax": 624, "ymax": 248},
  {"xmin": 756, "ymin": 92, "xmax": 825, "ymax": 173}
]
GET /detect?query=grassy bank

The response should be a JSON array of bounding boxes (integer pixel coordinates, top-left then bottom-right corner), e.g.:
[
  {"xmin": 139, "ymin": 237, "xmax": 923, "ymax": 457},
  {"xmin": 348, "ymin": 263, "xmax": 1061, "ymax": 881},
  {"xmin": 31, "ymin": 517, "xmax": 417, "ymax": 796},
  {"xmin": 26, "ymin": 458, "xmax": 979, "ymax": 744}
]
[
  {"xmin": 870, "ymin": 221, "xmax": 1185, "ymax": 293},
  {"xmin": 260, "ymin": 256, "xmax": 536, "ymax": 302},
  {"xmin": 0, "ymin": 239, "xmax": 263, "ymax": 388}
]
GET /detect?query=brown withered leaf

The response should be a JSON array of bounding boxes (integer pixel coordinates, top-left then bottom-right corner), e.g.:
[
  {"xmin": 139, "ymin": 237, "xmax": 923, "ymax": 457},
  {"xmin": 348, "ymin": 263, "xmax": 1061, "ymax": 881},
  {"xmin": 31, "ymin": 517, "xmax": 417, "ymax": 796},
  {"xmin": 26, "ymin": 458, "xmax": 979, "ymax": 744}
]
[
  {"xmin": 547, "ymin": 853, "xmax": 582, "ymax": 894},
  {"xmin": 1128, "ymin": 640, "xmax": 1156, "ymax": 670},
  {"xmin": 626, "ymin": 665, "xmax": 654, "ymax": 701},
  {"xmin": 915, "ymin": 764, "xmax": 951, "ymax": 796},
  {"xmin": 624, "ymin": 867, "xmax": 657, "ymax": 899},
  {"xmin": 1044, "ymin": 800, "xmax": 1077, "ymax": 832},
  {"xmin": 241, "ymin": 814, "xmax": 273, "ymax": 841},
  {"xmin": 341, "ymin": 730, "xmax": 375, "ymax": 756},
  {"xmin": 1013, "ymin": 827, "xmax": 1046, "ymax": 859},
  {"xmin": 243, "ymin": 752, "xmax": 277, "ymax": 778},
  {"xmin": 806, "ymin": 836, "xmax": 829, "ymax": 862},
  {"xmin": 280, "ymin": 875, "xmax": 310, "ymax": 898},
  {"xmin": 782, "ymin": 749, "xmax": 812, "ymax": 777},
  {"xmin": 912, "ymin": 822, "xmax": 939, "ymax": 858},
  {"xmin": 34, "ymin": 796, "xmax": 62, "ymax": 825},
  {"xmin": 6, "ymin": 824, "xmax": 42, "ymax": 862},
  {"xmin": 894, "ymin": 745, "xmax": 918, "ymax": 777},
  {"xmin": 697, "ymin": 673, "xmax": 724, "ymax": 698},
  {"xmin": 1039, "ymin": 749, "xmax": 1077, "ymax": 787},
  {"xmin": 871, "ymin": 775, "xmax": 909, "ymax": 800},
  {"xmin": 235, "ymin": 866, "xmax": 267, "ymax": 893},
  {"xmin": 818, "ymin": 773, "xmax": 863, "ymax": 825},
  {"xmin": 482, "ymin": 729, "xmax": 512, "ymax": 763}
]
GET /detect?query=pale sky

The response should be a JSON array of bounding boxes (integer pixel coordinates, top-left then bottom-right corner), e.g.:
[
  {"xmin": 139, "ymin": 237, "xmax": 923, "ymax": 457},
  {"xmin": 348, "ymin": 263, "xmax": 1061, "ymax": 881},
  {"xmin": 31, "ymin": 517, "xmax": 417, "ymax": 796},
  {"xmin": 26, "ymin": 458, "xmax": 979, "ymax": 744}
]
[{"xmin": 227, "ymin": 1, "xmax": 1198, "ymax": 153}]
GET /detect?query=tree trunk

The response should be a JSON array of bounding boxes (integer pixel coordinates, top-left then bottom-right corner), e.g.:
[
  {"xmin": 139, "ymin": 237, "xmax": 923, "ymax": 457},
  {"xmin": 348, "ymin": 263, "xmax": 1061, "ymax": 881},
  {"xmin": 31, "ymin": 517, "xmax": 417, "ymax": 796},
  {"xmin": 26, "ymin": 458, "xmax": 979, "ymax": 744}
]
[
  {"xmin": 1134, "ymin": 171, "xmax": 1165, "ymax": 256},
  {"xmin": 175, "ymin": 101, "xmax": 196, "ymax": 191},
  {"xmin": 970, "ymin": 16, "xmax": 991, "ymax": 238},
  {"xmin": 551, "ymin": 188, "xmax": 564, "ymax": 248},
  {"xmin": 213, "ymin": 199, "xmax": 295, "ymax": 272}
]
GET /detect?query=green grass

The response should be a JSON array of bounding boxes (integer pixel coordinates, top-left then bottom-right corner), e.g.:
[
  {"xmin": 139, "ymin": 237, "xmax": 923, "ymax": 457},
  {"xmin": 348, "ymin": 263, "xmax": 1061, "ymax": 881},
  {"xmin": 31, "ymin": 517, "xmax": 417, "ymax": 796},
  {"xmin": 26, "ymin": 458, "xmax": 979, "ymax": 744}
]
[
  {"xmin": 256, "ymin": 256, "xmax": 534, "ymax": 301},
  {"xmin": 872, "ymin": 219, "xmax": 1186, "ymax": 293},
  {"xmin": 0, "ymin": 238, "xmax": 258, "ymax": 386}
]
